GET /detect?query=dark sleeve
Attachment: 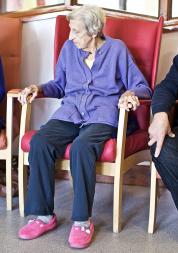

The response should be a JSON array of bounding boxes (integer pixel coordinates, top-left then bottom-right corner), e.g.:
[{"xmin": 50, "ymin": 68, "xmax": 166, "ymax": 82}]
[
  {"xmin": 152, "ymin": 55, "xmax": 178, "ymax": 115},
  {"xmin": 0, "ymin": 58, "xmax": 6, "ymax": 103}
]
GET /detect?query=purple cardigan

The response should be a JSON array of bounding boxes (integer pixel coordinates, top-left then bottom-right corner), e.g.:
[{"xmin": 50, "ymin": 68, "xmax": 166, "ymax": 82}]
[{"xmin": 42, "ymin": 36, "xmax": 152, "ymax": 127}]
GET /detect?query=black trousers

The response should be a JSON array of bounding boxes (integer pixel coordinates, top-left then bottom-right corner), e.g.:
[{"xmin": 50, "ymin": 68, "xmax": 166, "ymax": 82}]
[
  {"xmin": 25, "ymin": 119, "xmax": 116, "ymax": 221},
  {"xmin": 151, "ymin": 126, "xmax": 178, "ymax": 210}
]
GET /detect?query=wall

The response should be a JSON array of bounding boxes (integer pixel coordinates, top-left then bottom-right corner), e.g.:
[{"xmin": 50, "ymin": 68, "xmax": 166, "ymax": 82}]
[
  {"xmin": 21, "ymin": 15, "xmax": 56, "ymax": 87},
  {"xmin": 157, "ymin": 32, "xmax": 178, "ymax": 83},
  {"xmin": 21, "ymin": 12, "xmax": 68, "ymax": 129}
]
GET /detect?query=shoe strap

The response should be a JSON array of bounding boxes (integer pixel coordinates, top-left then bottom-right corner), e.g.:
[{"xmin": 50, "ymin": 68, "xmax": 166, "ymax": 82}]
[
  {"xmin": 74, "ymin": 225, "xmax": 91, "ymax": 234},
  {"xmin": 28, "ymin": 219, "xmax": 43, "ymax": 225}
]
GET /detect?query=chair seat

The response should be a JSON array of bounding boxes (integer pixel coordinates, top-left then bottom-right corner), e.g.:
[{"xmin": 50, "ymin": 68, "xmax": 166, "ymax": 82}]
[{"xmin": 21, "ymin": 129, "xmax": 149, "ymax": 162}]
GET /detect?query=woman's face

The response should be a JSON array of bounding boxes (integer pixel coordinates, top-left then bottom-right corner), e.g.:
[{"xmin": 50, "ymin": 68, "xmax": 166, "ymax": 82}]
[{"xmin": 69, "ymin": 19, "xmax": 96, "ymax": 51}]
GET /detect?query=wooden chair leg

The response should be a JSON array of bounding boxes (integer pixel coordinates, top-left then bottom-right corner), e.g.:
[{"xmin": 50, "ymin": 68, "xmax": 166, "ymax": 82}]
[
  {"xmin": 148, "ymin": 162, "xmax": 158, "ymax": 234},
  {"xmin": 68, "ymin": 170, "xmax": 73, "ymax": 187},
  {"xmin": 6, "ymin": 157, "xmax": 12, "ymax": 210},
  {"xmin": 6, "ymin": 96, "xmax": 13, "ymax": 210},
  {"xmin": 113, "ymin": 169, "xmax": 123, "ymax": 233},
  {"xmin": 18, "ymin": 152, "xmax": 27, "ymax": 217}
]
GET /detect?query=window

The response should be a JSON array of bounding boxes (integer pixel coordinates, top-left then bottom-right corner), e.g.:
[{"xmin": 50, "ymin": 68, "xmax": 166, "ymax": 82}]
[
  {"xmin": 1, "ymin": 0, "xmax": 178, "ymax": 26},
  {"xmin": 172, "ymin": 0, "xmax": 178, "ymax": 18},
  {"xmin": 0, "ymin": 0, "xmax": 64, "ymax": 13},
  {"xmin": 78, "ymin": 0, "xmax": 159, "ymax": 17}
]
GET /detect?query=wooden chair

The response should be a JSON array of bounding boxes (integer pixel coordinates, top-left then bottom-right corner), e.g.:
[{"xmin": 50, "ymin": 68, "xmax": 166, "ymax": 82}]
[
  {"xmin": 10, "ymin": 15, "xmax": 163, "ymax": 233},
  {"xmin": 0, "ymin": 16, "xmax": 22, "ymax": 210}
]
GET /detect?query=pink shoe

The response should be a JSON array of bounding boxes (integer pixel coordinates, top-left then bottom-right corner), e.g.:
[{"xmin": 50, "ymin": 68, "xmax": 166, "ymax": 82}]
[
  {"xmin": 18, "ymin": 214, "xmax": 57, "ymax": 240},
  {"xmin": 68, "ymin": 221, "xmax": 94, "ymax": 249}
]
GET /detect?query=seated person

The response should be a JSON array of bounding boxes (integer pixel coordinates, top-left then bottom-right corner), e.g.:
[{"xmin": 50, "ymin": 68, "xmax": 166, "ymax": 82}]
[
  {"xmin": 0, "ymin": 57, "xmax": 6, "ymax": 149},
  {"xmin": 18, "ymin": 5, "xmax": 152, "ymax": 249},
  {"xmin": 149, "ymin": 54, "xmax": 178, "ymax": 218}
]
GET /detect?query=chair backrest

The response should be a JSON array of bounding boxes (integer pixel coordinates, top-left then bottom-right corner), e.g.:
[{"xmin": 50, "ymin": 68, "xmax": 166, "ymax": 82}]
[
  {"xmin": 54, "ymin": 15, "xmax": 70, "ymax": 69},
  {"xmin": 54, "ymin": 15, "xmax": 163, "ymax": 130},
  {"xmin": 103, "ymin": 16, "xmax": 163, "ymax": 92},
  {"xmin": 0, "ymin": 16, "xmax": 22, "ymax": 91},
  {"xmin": 0, "ymin": 16, "xmax": 22, "ymax": 117}
]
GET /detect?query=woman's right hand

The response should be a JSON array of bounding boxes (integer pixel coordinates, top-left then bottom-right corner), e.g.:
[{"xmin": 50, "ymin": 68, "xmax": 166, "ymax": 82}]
[
  {"xmin": 118, "ymin": 90, "xmax": 140, "ymax": 111},
  {"xmin": 18, "ymin": 84, "xmax": 39, "ymax": 105}
]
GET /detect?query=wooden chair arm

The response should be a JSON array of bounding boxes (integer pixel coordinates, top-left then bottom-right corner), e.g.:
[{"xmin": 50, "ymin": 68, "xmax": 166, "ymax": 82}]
[
  {"xmin": 116, "ymin": 99, "xmax": 151, "ymax": 170},
  {"xmin": 115, "ymin": 108, "xmax": 128, "ymax": 171},
  {"xmin": 116, "ymin": 99, "xmax": 151, "ymax": 142},
  {"xmin": 7, "ymin": 88, "xmax": 45, "ymax": 99},
  {"xmin": 8, "ymin": 88, "xmax": 46, "ymax": 143},
  {"xmin": 7, "ymin": 89, "xmax": 22, "ymax": 98},
  {"xmin": 18, "ymin": 102, "xmax": 32, "ymax": 147}
]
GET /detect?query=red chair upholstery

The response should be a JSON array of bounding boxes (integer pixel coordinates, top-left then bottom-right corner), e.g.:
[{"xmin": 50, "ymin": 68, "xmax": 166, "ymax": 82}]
[
  {"xmin": 21, "ymin": 127, "xmax": 148, "ymax": 161},
  {"xmin": 16, "ymin": 15, "xmax": 163, "ymax": 233}
]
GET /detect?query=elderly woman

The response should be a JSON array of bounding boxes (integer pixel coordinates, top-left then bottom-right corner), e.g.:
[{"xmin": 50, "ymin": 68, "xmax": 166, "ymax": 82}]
[{"xmin": 18, "ymin": 5, "xmax": 151, "ymax": 249}]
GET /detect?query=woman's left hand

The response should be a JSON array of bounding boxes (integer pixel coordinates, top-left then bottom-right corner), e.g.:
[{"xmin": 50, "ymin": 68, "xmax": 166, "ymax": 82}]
[{"xmin": 118, "ymin": 91, "xmax": 140, "ymax": 111}]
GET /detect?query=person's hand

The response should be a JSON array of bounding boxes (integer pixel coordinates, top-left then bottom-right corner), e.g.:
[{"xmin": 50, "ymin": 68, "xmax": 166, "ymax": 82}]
[
  {"xmin": 148, "ymin": 112, "xmax": 175, "ymax": 157},
  {"xmin": 118, "ymin": 90, "xmax": 140, "ymax": 111},
  {"xmin": 18, "ymin": 84, "xmax": 39, "ymax": 105}
]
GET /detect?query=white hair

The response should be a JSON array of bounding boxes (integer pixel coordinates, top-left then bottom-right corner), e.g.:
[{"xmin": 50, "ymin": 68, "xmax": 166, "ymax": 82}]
[{"xmin": 67, "ymin": 5, "xmax": 106, "ymax": 37}]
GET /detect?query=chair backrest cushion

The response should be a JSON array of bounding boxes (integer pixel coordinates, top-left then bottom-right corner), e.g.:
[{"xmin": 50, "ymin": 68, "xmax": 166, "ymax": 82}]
[
  {"xmin": 54, "ymin": 15, "xmax": 70, "ymax": 69},
  {"xmin": 0, "ymin": 16, "xmax": 22, "ymax": 90},
  {"xmin": 0, "ymin": 16, "xmax": 22, "ymax": 118}
]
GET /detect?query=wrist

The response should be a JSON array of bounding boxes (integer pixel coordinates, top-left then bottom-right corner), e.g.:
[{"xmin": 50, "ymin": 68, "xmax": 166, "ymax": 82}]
[
  {"xmin": 126, "ymin": 90, "xmax": 135, "ymax": 96},
  {"xmin": 128, "ymin": 89, "xmax": 135, "ymax": 94}
]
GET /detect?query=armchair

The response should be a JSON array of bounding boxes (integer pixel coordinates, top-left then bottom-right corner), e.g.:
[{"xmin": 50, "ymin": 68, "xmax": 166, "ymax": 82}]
[
  {"xmin": 0, "ymin": 16, "xmax": 22, "ymax": 210},
  {"xmin": 13, "ymin": 15, "xmax": 163, "ymax": 233}
]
